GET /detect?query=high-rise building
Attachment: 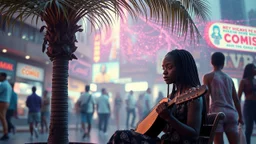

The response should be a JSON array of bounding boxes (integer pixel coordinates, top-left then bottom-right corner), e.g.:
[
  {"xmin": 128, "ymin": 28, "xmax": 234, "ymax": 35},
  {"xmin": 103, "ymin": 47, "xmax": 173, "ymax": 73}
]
[{"xmin": 220, "ymin": 0, "xmax": 246, "ymax": 21}]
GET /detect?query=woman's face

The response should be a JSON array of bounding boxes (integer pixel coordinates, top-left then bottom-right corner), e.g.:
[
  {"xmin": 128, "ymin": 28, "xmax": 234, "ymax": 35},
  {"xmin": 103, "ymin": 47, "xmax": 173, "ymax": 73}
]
[{"xmin": 162, "ymin": 55, "xmax": 177, "ymax": 84}]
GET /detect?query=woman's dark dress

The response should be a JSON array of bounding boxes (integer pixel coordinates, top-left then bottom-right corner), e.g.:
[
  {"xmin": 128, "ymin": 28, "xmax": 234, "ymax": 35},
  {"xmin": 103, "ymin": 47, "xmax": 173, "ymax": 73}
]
[{"xmin": 108, "ymin": 101, "xmax": 198, "ymax": 144}]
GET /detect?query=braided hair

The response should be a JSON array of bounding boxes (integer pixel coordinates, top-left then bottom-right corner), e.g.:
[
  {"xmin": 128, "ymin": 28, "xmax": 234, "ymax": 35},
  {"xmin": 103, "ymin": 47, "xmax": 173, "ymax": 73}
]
[
  {"xmin": 165, "ymin": 49, "xmax": 200, "ymax": 92},
  {"xmin": 165, "ymin": 49, "xmax": 206, "ymax": 122}
]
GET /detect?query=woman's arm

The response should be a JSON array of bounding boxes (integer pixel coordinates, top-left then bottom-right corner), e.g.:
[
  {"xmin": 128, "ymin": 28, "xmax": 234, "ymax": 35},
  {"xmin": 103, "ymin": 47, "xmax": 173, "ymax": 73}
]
[
  {"xmin": 203, "ymin": 74, "xmax": 211, "ymax": 113},
  {"xmin": 157, "ymin": 97, "xmax": 203, "ymax": 139},
  {"xmin": 232, "ymin": 82, "xmax": 244, "ymax": 124},
  {"xmin": 238, "ymin": 79, "xmax": 244, "ymax": 100}
]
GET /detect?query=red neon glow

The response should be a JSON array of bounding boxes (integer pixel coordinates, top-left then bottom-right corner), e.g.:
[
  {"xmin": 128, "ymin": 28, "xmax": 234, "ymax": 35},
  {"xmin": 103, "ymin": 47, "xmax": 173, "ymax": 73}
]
[{"xmin": 0, "ymin": 61, "xmax": 13, "ymax": 71}]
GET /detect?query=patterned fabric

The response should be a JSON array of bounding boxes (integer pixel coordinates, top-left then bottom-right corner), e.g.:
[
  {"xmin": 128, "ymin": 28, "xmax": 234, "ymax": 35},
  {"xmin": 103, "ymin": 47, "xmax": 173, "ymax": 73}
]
[
  {"xmin": 107, "ymin": 130, "xmax": 160, "ymax": 144},
  {"xmin": 108, "ymin": 101, "xmax": 198, "ymax": 144},
  {"xmin": 161, "ymin": 103, "xmax": 197, "ymax": 144}
]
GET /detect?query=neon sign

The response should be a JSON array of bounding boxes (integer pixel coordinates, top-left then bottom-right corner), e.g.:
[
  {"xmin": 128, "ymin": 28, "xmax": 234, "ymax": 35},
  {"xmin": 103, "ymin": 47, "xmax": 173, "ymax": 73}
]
[
  {"xmin": 16, "ymin": 63, "xmax": 44, "ymax": 81},
  {"xmin": 206, "ymin": 22, "xmax": 256, "ymax": 52},
  {"xmin": 93, "ymin": 34, "xmax": 101, "ymax": 62},
  {"xmin": 0, "ymin": 61, "xmax": 14, "ymax": 71}
]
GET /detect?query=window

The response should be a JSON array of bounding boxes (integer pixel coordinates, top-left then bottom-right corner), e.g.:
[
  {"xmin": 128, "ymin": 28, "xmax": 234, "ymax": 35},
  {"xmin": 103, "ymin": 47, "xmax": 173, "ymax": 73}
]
[
  {"xmin": 34, "ymin": 30, "xmax": 44, "ymax": 44},
  {"xmin": 6, "ymin": 21, "xmax": 21, "ymax": 37}
]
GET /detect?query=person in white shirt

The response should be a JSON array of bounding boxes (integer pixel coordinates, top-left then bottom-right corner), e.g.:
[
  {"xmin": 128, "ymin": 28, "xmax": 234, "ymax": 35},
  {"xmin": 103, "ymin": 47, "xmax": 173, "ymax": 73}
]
[
  {"xmin": 96, "ymin": 88, "xmax": 110, "ymax": 135},
  {"xmin": 68, "ymin": 96, "xmax": 74, "ymax": 124},
  {"xmin": 155, "ymin": 91, "xmax": 165, "ymax": 105},
  {"xmin": 77, "ymin": 85, "xmax": 95, "ymax": 138},
  {"xmin": 114, "ymin": 92, "xmax": 122, "ymax": 130},
  {"xmin": 0, "ymin": 72, "xmax": 12, "ymax": 140},
  {"xmin": 125, "ymin": 90, "xmax": 136, "ymax": 129},
  {"xmin": 142, "ymin": 88, "xmax": 152, "ymax": 118},
  {"xmin": 136, "ymin": 93, "xmax": 145, "ymax": 121}
]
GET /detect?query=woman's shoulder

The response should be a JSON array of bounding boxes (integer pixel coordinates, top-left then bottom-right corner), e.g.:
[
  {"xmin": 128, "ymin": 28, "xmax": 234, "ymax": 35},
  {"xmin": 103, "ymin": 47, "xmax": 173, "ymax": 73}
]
[
  {"xmin": 240, "ymin": 78, "xmax": 250, "ymax": 85},
  {"xmin": 185, "ymin": 96, "xmax": 203, "ymax": 109}
]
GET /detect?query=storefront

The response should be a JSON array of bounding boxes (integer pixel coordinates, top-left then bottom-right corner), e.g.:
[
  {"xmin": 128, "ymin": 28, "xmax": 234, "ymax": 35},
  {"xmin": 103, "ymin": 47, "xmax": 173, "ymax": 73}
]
[
  {"xmin": 68, "ymin": 77, "xmax": 86, "ymax": 105},
  {"xmin": 68, "ymin": 59, "xmax": 91, "ymax": 107},
  {"xmin": 0, "ymin": 56, "xmax": 16, "ymax": 82},
  {"xmin": 14, "ymin": 62, "xmax": 45, "ymax": 118}
]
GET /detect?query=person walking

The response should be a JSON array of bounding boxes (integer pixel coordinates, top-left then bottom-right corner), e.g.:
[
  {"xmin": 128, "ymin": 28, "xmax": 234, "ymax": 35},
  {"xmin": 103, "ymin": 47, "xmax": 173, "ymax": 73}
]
[
  {"xmin": 26, "ymin": 86, "xmax": 42, "ymax": 139},
  {"xmin": 203, "ymin": 52, "xmax": 244, "ymax": 144},
  {"xmin": 96, "ymin": 88, "xmax": 111, "ymax": 135},
  {"xmin": 77, "ymin": 85, "xmax": 95, "ymax": 138},
  {"xmin": 6, "ymin": 83, "xmax": 17, "ymax": 135},
  {"xmin": 0, "ymin": 72, "xmax": 12, "ymax": 140},
  {"xmin": 125, "ymin": 90, "xmax": 136, "ymax": 129},
  {"xmin": 238, "ymin": 63, "xmax": 256, "ymax": 144},
  {"xmin": 40, "ymin": 90, "xmax": 50, "ymax": 133},
  {"xmin": 114, "ymin": 92, "xmax": 122, "ymax": 130}
]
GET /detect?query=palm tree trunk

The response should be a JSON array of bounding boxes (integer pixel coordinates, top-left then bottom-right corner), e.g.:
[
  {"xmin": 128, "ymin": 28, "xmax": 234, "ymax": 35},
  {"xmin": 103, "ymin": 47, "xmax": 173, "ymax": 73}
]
[{"xmin": 48, "ymin": 57, "xmax": 69, "ymax": 144}]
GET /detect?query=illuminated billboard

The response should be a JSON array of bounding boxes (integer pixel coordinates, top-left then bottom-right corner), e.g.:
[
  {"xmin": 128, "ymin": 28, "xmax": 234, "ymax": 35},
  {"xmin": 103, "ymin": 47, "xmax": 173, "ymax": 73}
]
[
  {"xmin": 92, "ymin": 62, "xmax": 119, "ymax": 83},
  {"xmin": 205, "ymin": 22, "xmax": 256, "ymax": 52}
]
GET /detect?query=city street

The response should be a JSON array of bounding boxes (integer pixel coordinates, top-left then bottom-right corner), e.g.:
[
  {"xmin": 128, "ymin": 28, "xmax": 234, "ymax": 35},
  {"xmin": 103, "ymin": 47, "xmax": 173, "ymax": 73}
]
[
  {"xmin": 1, "ymin": 125, "xmax": 117, "ymax": 144},
  {"xmin": 1, "ymin": 125, "xmax": 256, "ymax": 144}
]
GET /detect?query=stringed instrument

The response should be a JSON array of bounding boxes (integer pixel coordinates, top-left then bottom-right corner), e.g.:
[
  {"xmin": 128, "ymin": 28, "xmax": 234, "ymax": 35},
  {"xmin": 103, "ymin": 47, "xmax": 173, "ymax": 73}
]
[{"xmin": 135, "ymin": 85, "xmax": 208, "ymax": 138}]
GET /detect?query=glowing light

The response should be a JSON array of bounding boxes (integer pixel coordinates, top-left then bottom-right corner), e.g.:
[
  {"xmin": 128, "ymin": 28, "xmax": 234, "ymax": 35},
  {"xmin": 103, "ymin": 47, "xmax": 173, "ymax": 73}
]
[
  {"xmin": 2, "ymin": 49, "xmax": 7, "ymax": 53},
  {"xmin": 125, "ymin": 81, "xmax": 148, "ymax": 92},
  {"xmin": 22, "ymin": 35, "xmax": 26, "ymax": 39},
  {"xmin": 117, "ymin": 16, "xmax": 256, "ymax": 64},
  {"xmin": 25, "ymin": 55, "xmax": 30, "ymax": 59},
  {"xmin": 90, "ymin": 83, "xmax": 97, "ymax": 92},
  {"xmin": 93, "ymin": 34, "xmax": 101, "ymax": 62}
]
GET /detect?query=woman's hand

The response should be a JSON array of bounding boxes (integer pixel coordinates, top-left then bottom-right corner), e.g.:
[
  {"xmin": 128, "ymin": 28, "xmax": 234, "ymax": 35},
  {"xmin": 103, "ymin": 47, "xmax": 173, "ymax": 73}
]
[
  {"xmin": 238, "ymin": 117, "xmax": 244, "ymax": 125},
  {"xmin": 156, "ymin": 102, "xmax": 172, "ymax": 121}
]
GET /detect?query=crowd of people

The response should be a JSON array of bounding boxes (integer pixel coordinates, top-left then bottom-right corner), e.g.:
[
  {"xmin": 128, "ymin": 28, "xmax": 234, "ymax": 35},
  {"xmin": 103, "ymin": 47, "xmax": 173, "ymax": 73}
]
[
  {"xmin": 0, "ymin": 72, "xmax": 51, "ymax": 140},
  {"xmin": 0, "ymin": 49, "xmax": 255, "ymax": 144},
  {"xmin": 108, "ymin": 50, "xmax": 256, "ymax": 144}
]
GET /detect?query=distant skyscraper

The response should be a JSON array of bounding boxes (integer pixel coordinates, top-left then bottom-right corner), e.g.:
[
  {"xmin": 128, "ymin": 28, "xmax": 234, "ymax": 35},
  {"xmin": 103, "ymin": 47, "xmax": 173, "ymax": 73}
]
[
  {"xmin": 248, "ymin": 10, "xmax": 256, "ymax": 26},
  {"xmin": 220, "ymin": 0, "xmax": 246, "ymax": 22}
]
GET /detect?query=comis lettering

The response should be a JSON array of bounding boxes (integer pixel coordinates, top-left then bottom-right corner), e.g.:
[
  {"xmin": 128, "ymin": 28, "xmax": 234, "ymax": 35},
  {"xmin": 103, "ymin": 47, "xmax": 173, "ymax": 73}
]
[
  {"xmin": 21, "ymin": 68, "xmax": 40, "ymax": 78},
  {"xmin": 224, "ymin": 34, "xmax": 256, "ymax": 46}
]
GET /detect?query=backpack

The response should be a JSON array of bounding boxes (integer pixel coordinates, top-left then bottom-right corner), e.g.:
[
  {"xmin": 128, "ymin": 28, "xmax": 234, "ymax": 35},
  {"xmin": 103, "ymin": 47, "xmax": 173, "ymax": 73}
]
[{"xmin": 80, "ymin": 95, "xmax": 92, "ymax": 114}]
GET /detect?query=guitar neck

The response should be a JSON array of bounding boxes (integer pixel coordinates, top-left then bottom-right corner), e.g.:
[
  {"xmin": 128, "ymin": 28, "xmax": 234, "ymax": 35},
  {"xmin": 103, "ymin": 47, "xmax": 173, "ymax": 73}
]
[{"xmin": 167, "ymin": 97, "xmax": 176, "ymax": 107}]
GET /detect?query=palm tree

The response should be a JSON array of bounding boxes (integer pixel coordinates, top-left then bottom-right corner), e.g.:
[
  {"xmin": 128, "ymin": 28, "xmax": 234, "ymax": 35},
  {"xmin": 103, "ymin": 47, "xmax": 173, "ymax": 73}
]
[{"xmin": 0, "ymin": 0, "xmax": 210, "ymax": 143}]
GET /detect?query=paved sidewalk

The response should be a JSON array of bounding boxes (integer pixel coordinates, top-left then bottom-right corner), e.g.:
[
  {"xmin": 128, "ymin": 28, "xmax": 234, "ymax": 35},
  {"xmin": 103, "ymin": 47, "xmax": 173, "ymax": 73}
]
[
  {"xmin": 1, "ymin": 125, "xmax": 256, "ymax": 144},
  {"xmin": 0, "ymin": 126, "xmax": 117, "ymax": 144}
]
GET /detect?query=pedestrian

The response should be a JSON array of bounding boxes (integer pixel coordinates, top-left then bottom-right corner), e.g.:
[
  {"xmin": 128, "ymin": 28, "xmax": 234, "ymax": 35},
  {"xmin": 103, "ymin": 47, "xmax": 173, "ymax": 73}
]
[
  {"xmin": 26, "ymin": 86, "xmax": 42, "ymax": 139},
  {"xmin": 77, "ymin": 85, "xmax": 95, "ymax": 138},
  {"xmin": 6, "ymin": 83, "xmax": 18, "ymax": 135},
  {"xmin": 203, "ymin": 52, "xmax": 244, "ymax": 144},
  {"xmin": 0, "ymin": 72, "xmax": 12, "ymax": 140},
  {"xmin": 40, "ymin": 90, "xmax": 50, "ymax": 133},
  {"xmin": 96, "ymin": 88, "xmax": 111, "ymax": 135}
]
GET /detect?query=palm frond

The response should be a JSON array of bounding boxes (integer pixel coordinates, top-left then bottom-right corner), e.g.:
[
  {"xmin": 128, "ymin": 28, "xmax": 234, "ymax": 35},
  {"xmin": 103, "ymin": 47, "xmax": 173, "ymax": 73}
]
[{"xmin": 0, "ymin": 0, "xmax": 210, "ymax": 41}]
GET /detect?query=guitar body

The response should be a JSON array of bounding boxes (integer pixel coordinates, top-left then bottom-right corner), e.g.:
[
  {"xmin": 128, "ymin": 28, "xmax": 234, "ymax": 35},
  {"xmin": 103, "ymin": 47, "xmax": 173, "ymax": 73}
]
[
  {"xmin": 135, "ymin": 98, "xmax": 168, "ymax": 138},
  {"xmin": 135, "ymin": 85, "xmax": 208, "ymax": 138}
]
